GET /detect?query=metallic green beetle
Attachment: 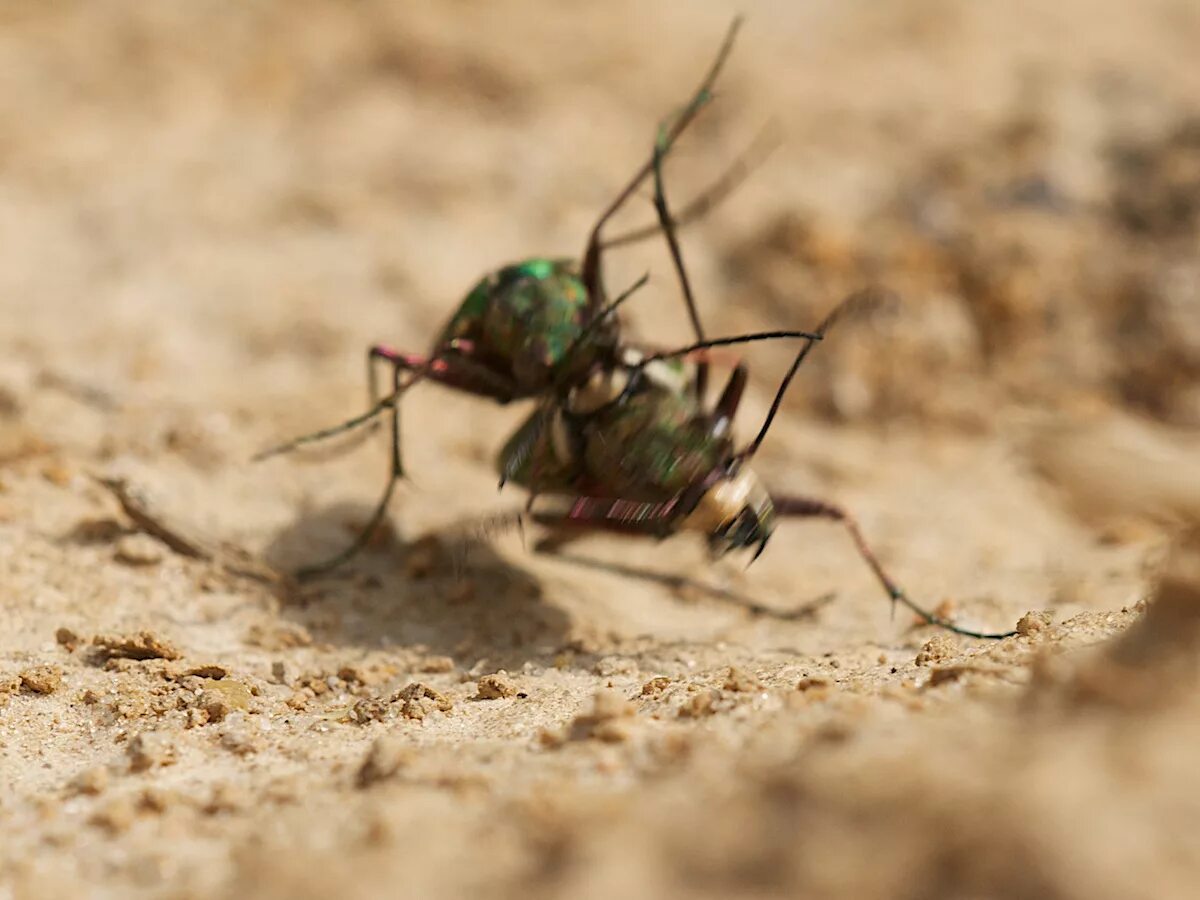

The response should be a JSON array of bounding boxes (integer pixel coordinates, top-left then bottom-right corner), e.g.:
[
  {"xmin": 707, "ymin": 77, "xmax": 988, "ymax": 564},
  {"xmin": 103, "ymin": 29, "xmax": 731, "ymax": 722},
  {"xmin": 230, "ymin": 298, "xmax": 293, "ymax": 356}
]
[{"xmin": 260, "ymin": 20, "xmax": 752, "ymax": 576}]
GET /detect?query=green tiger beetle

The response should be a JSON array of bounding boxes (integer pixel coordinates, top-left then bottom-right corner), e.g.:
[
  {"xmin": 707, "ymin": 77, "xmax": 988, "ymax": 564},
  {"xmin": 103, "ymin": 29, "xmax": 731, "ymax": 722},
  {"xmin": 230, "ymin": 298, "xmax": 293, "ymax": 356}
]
[
  {"xmin": 498, "ymin": 135, "xmax": 1017, "ymax": 641},
  {"xmin": 258, "ymin": 19, "xmax": 789, "ymax": 576}
]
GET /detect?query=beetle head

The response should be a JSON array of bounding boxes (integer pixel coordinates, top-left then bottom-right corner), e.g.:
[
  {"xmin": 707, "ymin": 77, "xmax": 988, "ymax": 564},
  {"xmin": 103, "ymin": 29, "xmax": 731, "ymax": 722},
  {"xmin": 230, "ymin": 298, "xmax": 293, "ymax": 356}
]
[{"xmin": 681, "ymin": 468, "xmax": 776, "ymax": 562}]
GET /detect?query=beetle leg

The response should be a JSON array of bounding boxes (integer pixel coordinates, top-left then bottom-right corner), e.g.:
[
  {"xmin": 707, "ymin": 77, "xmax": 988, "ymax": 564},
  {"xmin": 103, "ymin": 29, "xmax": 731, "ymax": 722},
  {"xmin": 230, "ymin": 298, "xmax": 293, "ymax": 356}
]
[
  {"xmin": 290, "ymin": 347, "xmax": 527, "ymax": 578},
  {"xmin": 739, "ymin": 286, "xmax": 897, "ymax": 461},
  {"xmin": 256, "ymin": 344, "xmax": 520, "ymax": 463},
  {"xmin": 772, "ymin": 495, "xmax": 1016, "ymax": 639},
  {"xmin": 497, "ymin": 400, "xmax": 555, "ymax": 492},
  {"xmin": 580, "ymin": 19, "xmax": 742, "ymax": 321},
  {"xmin": 370, "ymin": 343, "xmax": 518, "ymax": 403},
  {"xmin": 295, "ymin": 359, "xmax": 409, "ymax": 579}
]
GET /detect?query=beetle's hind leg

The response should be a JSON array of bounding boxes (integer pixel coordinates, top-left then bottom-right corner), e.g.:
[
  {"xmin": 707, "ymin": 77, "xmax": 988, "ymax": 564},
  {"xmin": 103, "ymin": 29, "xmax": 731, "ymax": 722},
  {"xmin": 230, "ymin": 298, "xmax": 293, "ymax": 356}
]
[{"xmin": 772, "ymin": 495, "xmax": 1017, "ymax": 640}]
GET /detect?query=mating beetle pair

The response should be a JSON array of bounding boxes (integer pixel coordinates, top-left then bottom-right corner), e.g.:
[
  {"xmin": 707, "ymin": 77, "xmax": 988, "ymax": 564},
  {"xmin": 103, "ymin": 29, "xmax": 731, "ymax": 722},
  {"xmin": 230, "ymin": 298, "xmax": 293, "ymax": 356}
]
[{"xmin": 260, "ymin": 20, "xmax": 1014, "ymax": 640}]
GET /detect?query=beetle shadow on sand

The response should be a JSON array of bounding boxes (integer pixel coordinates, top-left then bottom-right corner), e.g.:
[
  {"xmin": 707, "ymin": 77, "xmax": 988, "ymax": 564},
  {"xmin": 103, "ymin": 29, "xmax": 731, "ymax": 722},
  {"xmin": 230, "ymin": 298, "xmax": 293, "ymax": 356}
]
[
  {"xmin": 262, "ymin": 501, "xmax": 572, "ymax": 670},
  {"xmin": 262, "ymin": 501, "xmax": 833, "ymax": 668}
]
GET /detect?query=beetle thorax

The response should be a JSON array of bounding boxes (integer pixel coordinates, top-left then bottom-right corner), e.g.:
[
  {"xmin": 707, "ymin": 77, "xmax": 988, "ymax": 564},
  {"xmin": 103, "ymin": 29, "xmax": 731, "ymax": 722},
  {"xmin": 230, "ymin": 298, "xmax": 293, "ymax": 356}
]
[{"xmin": 681, "ymin": 469, "xmax": 772, "ymax": 534}]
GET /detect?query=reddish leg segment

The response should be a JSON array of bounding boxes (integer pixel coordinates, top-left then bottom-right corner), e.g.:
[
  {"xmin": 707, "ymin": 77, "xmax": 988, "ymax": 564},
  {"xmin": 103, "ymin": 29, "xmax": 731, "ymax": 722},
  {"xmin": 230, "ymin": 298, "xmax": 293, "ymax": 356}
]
[
  {"xmin": 529, "ymin": 494, "xmax": 682, "ymax": 539},
  {"xmin": 370, "ymin": 342, "xmax": 519, "ymax": 405},
  {"xmin": 529, "ymin": 486, "xmax": 1017, "ymax": 639}
]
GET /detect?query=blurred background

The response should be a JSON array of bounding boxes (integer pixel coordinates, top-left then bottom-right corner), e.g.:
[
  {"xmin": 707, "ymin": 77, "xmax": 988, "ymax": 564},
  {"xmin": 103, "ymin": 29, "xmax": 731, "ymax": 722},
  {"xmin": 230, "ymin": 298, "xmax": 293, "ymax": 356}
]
[
  {"xmin": 4, "ymin": 0, "xmax": 1199, "ymax": 436},
  {"xmin": 2, "ymin": 1, "xmax": 1200, "ymax": 898}
]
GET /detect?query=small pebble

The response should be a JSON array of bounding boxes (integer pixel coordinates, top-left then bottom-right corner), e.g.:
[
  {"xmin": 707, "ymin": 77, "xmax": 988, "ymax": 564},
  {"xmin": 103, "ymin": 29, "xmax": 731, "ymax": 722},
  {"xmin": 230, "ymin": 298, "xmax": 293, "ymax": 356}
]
[
  {"xmin": 393, "ymin": 682, "xmax": 453, "ymax": 720},
  {"xmin": 197, "ymin": 681, "xmax": 250, "ymax": 723},
  {"xmin": 640, "ymin": 676, "xmax": 672, "ymax": 696},
  {"xmin": 474, "ymin": 673, "xmax": 517, "ymax": 700},
  {"xmin": 915, "ymin": 634, "xmax": 958, "ymax": 667},
  {"xmin": 92, "ymin": 631, "xmax": 181, "ymax": 662},
  {"xmin": 55, "ymin": 627, "xmax": 81, "ymax": 651},
  {"xmin": 20, "ymin": 665, "xmax": 63, "ymax": 695},
  {"xmin": 1017, "ymin": 610, "xmax": 1054, "ymax": 636},
  {"xmin": 723, "ymin": 666, "xmax": 763, "ymax": 693}
]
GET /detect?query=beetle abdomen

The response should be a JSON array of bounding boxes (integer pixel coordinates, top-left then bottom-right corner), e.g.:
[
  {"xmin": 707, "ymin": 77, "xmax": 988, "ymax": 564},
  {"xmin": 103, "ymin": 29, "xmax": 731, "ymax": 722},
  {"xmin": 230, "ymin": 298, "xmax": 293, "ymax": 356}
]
[
  {"xmin": 495, "ymin": 406, "xmax": 579, "ymax": 492},
  {"xmin": 583, "ymin": 391, "xmax": 725, "ymax": 500}
]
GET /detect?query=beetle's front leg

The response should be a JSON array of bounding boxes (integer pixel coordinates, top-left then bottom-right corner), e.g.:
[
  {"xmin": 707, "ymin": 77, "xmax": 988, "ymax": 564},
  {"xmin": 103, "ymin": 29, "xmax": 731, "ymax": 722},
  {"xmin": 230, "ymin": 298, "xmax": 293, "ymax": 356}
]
[
  {"xmin": 295, "ymin": 357, "xmax": 409, "ymax": 578},
  {"xmin": 370, "ymin": 342, "xmax": 520, "ymax": 404},
  {"xmin": 257, "ymin": 343, "xmax": 520, "ymax": 463},
  {"xmin": 259, "ymin": 342, "xmax": 524, "ymax": 578}
]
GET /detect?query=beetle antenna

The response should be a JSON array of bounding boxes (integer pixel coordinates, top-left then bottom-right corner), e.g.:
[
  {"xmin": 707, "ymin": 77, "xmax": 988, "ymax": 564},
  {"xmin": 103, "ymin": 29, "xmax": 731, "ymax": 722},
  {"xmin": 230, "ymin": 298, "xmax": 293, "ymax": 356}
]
[
  {"xmin": 739, "ymin": 286, "xmax": 896, "ymax": 461},
  {"xmin": 640, "ymin": 329, "xmax": 823, "ymax": 365},
  {"xmin": 652, "ymin": 126, "xmax": 709, "ymax": 400},
  {"xmin": 585, "ymin": 272, "xmax": 651, "ymax": 338}
]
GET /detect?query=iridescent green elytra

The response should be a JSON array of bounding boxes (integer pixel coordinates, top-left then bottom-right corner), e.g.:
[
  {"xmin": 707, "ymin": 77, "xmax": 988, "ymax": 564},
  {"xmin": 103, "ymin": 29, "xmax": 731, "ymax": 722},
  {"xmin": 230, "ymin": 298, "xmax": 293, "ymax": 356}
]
[
  {"xmin": 435, "ymin": 257, "xmax": 616, "ymax": 395},
  {"xmin": 498, "ymin": 364, "xmax": 732, "ymax": 501}
]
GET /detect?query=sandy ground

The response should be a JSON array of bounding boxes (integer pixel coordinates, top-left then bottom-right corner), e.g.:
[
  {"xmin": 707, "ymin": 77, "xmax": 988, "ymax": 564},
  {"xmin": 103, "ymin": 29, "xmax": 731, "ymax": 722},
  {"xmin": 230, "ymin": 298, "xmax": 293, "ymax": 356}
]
[{"xmin": 2, "ymin": 2, "xmax": 1200, "ymax": 897}]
